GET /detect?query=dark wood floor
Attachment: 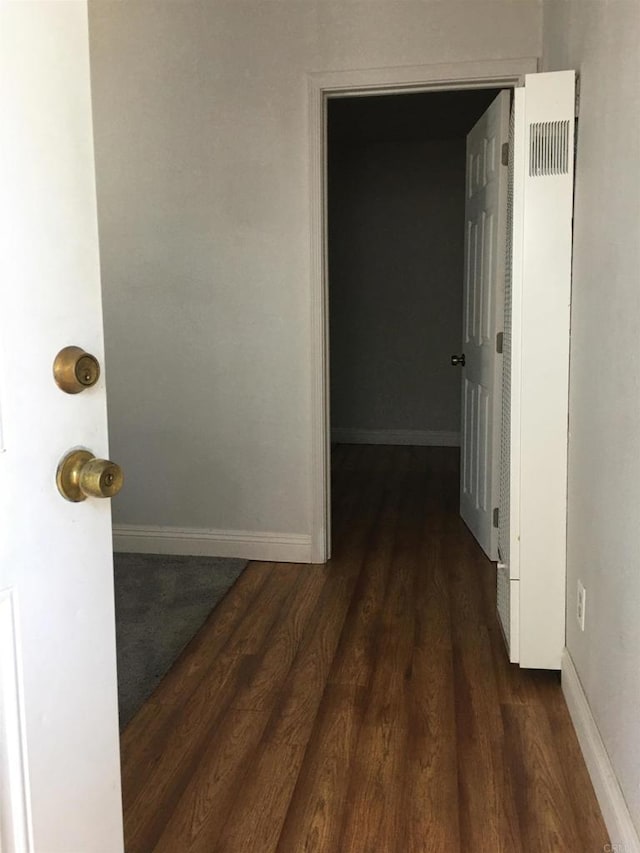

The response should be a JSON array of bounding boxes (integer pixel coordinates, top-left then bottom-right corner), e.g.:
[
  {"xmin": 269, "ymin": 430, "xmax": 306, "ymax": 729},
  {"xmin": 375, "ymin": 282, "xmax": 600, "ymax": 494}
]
[{"xmin": 121, "ymin": 445, "xmax": 609, "ymax": 852}]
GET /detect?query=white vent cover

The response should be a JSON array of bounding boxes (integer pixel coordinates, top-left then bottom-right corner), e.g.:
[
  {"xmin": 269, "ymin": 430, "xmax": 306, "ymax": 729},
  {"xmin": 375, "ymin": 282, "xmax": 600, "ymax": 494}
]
[
  {"xmin": 499, "ymin": 71, "xmax": 575, "ymax": 670},
  {"xmin": 529, "ymin": 120, "xmax": 571, "ymax": 176}
]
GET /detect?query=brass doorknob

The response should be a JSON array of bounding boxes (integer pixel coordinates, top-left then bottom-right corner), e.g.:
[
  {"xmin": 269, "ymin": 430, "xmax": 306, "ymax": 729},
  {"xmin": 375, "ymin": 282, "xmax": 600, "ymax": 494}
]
[
  {"xmin": 53, "ymin": 346, "xmax": 100, "ymax": 393},
  {"xmin": 56, "ymin": 449, "xmax": 124, "ymax": 502}
]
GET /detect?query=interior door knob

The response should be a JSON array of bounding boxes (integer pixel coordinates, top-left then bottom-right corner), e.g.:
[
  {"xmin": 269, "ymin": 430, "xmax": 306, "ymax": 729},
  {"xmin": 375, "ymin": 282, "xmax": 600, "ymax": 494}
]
[
  {"xmin": 56, "ymin": 449, "xmax": 124, "ymax": 502},
  {"xmin": 53, "ymin": 346, "xmax": 100, "ymax": 393},
  {"xmin": 451, "ymin": 354, "xmax": 466, "ymax": 367}
]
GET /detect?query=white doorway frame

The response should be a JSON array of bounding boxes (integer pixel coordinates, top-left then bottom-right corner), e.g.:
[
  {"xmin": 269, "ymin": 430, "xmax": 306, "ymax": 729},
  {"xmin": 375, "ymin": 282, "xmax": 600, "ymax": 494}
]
[{"xmin": 308, "ymin": 57, "xmax": 538, "ymax": 563}]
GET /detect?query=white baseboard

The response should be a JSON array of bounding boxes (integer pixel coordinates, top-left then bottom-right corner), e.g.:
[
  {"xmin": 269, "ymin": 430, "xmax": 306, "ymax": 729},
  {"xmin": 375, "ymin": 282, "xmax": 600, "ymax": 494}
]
[
  {"xmin": 561, "ymin": 648, "xmax": 640, "ymax": 852},
  {"xmin": 331, "ymin": 428, "xmax": 460, "ymax": 447},
  {"xmin": 112, "ymin": 524, "xmax": 313, "ymax": 564}
]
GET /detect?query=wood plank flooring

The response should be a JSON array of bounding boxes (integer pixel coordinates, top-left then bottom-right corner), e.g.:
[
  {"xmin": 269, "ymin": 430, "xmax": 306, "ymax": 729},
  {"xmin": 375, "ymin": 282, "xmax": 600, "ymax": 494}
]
[{"xmin": 120, "ymin": 445, "xmax": 609, "ymax": 852}]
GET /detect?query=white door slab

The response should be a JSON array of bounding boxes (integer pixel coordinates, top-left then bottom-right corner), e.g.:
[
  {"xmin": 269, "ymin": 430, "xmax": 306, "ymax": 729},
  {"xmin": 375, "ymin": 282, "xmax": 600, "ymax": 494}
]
[
  {"xmin": 0, "ymin": 3, "xmax": 123, "ymax": 850},
  {"xmin": 459, "ymin": 90, "xmax": 510, "ymax": 560}
]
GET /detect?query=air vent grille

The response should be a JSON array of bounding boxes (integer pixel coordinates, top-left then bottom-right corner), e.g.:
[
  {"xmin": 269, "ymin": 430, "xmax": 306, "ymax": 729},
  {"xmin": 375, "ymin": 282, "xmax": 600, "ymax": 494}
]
[{"xmin": 529, "ymin": 120, "xmax": 571, "ymax": 176}]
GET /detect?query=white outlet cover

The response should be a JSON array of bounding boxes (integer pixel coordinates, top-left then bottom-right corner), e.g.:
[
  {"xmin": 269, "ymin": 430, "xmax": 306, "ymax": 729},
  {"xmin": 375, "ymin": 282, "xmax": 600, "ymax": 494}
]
[{"xmin": 577, "ymin": 580, "xmax": 586, "ymax": 631}]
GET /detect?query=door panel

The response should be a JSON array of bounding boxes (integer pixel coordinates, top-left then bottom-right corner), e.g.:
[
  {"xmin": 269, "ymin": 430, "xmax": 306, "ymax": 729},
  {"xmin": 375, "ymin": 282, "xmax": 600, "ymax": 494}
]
[
  {"xmin": 459, "ymin": 90, "xmax": 510, "ymax": 560},
  {"xmin": 0, "ymin": 4, "xmax": 123, "ymax": 850}
]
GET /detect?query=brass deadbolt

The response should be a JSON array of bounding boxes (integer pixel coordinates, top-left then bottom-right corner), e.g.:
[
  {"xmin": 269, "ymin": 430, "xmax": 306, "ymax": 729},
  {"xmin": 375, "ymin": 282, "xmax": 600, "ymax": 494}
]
[
  {"xmin": 56, "ymin": 450, "xmax": 124, "ymax": 502},
  {"xmin": 53, "ymin": 346, "xmax": 100, "ymax": 394}
]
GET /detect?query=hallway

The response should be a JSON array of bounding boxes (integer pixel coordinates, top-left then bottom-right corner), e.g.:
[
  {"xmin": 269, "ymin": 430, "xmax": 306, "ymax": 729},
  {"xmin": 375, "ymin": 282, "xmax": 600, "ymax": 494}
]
[{"xmin": 120, "ymin": 445, "xmax": 608, "ymax": 851}]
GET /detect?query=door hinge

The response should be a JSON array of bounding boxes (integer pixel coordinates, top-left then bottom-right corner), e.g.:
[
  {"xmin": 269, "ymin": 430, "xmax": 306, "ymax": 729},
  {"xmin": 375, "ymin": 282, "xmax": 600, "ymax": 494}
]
[
  {"xmin": 501, "ymin": 142, "xmax": 509, "ymax": 167},
  {"xmin": 575, "ymin": 74, "xmax": 581, "ymax": 118},
  {"xmin": 496, "ymin": 331, "xmax": 504, "ymax": 354},
  {"xmin": 493, "ymin": 507, "xmax": 499, "ymax": 528}
]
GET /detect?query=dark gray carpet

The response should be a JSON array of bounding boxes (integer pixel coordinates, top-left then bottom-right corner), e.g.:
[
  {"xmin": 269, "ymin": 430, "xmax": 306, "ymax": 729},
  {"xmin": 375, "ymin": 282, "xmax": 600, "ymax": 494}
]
[{"xmin": 114, "ymin": 552, "xmax": 246, "ymax": 729}]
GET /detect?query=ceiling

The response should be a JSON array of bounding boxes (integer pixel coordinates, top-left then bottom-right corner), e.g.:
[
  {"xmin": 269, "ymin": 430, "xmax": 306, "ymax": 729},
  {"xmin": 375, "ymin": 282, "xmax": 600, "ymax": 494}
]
[{"xmin": 328, "ymin": 88, "xmax": 504, "ymax": 144}]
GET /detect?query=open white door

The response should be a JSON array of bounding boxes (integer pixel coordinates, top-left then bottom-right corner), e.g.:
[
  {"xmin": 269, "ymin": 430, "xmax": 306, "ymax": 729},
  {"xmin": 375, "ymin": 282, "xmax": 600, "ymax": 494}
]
[
  {"xmin": 458, "ymin": 90, "xmax": 510, "ymax": 560},
  {"xmin": 0, "ymin": 4, "xmax": 124, "ymax": 851}
]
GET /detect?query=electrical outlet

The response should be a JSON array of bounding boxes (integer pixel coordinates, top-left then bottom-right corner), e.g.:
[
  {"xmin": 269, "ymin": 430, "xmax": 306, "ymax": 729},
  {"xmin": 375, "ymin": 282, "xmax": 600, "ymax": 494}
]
[{"xmin": 577, "ymin": 580, "xmax": 586, "ymax": 631}]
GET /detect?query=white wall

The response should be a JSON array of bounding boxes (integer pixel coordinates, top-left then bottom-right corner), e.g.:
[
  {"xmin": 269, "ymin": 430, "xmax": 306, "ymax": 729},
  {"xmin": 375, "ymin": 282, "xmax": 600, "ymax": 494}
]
[
  {"xmin": 543, "ymin": 0, "xmax": 640, "ymax": 838},
  {"xmin": 88, "ymin": 1, "xmax": 541, "ymax": 544},
  {"xmin": 329, "ymin": 138, "xmax": 465, "ymax": 441}
]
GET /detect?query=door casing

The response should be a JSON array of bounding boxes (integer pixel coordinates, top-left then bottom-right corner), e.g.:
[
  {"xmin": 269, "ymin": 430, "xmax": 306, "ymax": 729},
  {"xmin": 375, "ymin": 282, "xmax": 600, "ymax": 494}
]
[{"xmin": 308, "ymin": 57, "xmax": 538, "ymax": 562}]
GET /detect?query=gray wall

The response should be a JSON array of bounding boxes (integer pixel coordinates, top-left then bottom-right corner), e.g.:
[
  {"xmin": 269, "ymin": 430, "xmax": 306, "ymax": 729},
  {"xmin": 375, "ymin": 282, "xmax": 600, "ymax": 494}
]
[
  {"xmin": 329, "ymin": 137, "xmax": 465, "ymax": 439},
  {"xmin": 543, "ymin": 0, "xmax": 640, "ymax": 836},
  {"xmin": 88, "ymin": 1, "xmax": 542, "ymax": 537}
]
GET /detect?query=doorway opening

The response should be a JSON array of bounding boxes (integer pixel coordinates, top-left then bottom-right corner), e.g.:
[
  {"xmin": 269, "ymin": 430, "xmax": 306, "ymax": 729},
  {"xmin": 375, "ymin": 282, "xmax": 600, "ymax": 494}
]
[
  {"xmin": 323, "ymin": 86, "xmax": 507, "ymax": 561},
  {"xmin": 307, "ymin": 60, "xmax": 536, "ymax": 564}
]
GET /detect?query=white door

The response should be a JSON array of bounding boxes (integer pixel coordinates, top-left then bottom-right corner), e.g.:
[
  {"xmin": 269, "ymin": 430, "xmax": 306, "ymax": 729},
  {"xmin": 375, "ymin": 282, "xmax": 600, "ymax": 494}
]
[
  {"xmin": 0, "ymin": 4, "xmax": 123, "ymax": 851},
  {"xmin": 458, "ymin": 90, "xmax": 510, "ymax": 560}
]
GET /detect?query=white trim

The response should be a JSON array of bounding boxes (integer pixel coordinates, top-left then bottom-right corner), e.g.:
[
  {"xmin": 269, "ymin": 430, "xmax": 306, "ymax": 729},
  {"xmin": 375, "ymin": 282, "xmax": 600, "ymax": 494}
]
[
  {"xmin": 331, "ymin": 428, "xmax": 460, "ymax": 447},
  {"xmin": 308, "ymin": 58, "xmax": 539, "ymax": 97},
  {"xmin": 113, "ymin": 525, "xmax": 313, "ymax": 564},
  {"xmin": 561, "ymin": 649, "xmax": 640, "ymax": 853},
  {"xmin": 309, "ymin": 68, "xmax": 330, "ymax": 565},
  {"xmin": 509, "ymin": 84, "xmax": 526, "ymax": 583},
  {"xmin": 308, "ymin": 57, "xmax": 539, "ymax": 564}
]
